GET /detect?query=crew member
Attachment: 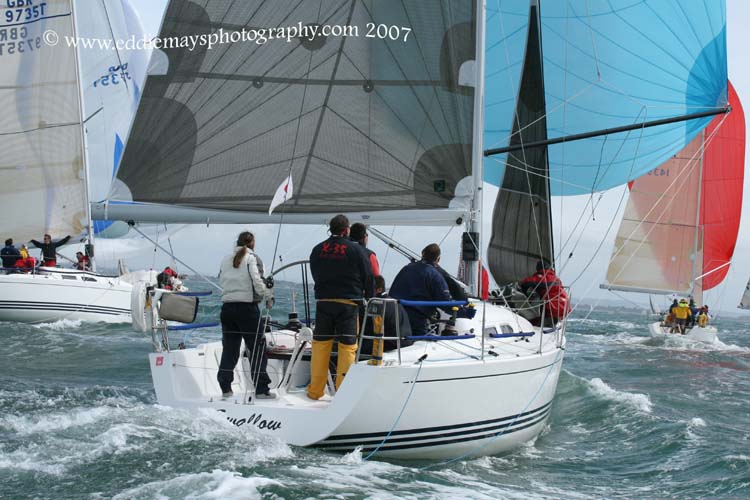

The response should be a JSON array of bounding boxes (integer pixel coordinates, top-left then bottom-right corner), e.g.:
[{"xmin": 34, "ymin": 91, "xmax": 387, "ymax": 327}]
[
  {"xmin": 389, "ymin": 243, "xmax": 451, "ymax": 335},
  {"xmin": 30, "ymin": 234, "xmax": 71, "ymax": 267},
  {"xmin": 697, "ymin": 306, "xmax": 709, "ymax": 328},
  {"xmin": 519, "ymin": 260, "xmax": 571, "ymax": 326},
  {"xmin": 217, "ymin": 231, "xmax": 275, "ymax": 400},
  {"xmin": 157, "ymin": 266, "xmax": 178, "ymax": 290},
  {"xmin": 307, "ymin": 214, "xmax": 373, "ymax": 400},
  {"xmin": 1, "ymin": 238, "xmax": 20, "ymax": 269},
  {"xmin": 672, "ymin": 298, "xmax": 690, "ymax": 334},
  {"xmin": 349, "ymin": 223, "xmax": 380, "ymax": 277},
  {"xmin": 75, "ymin": 251, "xmax": 91, "ymax": 271}
]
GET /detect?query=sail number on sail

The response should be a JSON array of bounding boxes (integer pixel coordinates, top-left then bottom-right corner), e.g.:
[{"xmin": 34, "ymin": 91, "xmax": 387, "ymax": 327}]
[
  {"xmin": 4, "ymin": 1, "xmax": 46, "ymax": 24},
  {"xmin": 1, "ymin": 1, "xmax": 48, "ymax": 56}
]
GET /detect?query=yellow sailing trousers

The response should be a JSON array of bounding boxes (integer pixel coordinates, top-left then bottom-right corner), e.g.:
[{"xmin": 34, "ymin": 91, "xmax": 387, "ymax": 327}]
[
  {"xmin": 307, "ymin": 339, "xmax": 333, "ymax": 400},
  {"xmin": 306, "ymin": 340, "xmax": 360, "ymax": 400}
]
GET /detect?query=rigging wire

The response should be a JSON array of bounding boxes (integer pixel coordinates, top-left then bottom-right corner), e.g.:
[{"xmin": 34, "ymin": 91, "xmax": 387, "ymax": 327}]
[{"xmin": 268, "ymin": 0, "xmax": 324, "ymax": 275}]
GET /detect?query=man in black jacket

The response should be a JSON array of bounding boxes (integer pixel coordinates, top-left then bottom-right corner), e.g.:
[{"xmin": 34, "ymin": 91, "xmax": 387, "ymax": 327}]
[
  {"xmin": 1, "ymin": 238, "xmax": 21, "ymax": 269},
  {"xmin": 30, "ymin": 234, "xmax": 71, "ymax": 267},
  {"xmin": 307, "ymin": 214, "xmax": 373, "ymax": 400}
]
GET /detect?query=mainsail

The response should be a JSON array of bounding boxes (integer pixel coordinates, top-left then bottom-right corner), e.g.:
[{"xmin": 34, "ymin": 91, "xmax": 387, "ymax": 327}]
[
  {"xmin": 0, "ymin": 0, "xmax": 88, "ymax": 243},
  {"xmin": 99, "ymin": 0, "xmax": 479, "ymax": 225},
  {"xmin": 601, "ymin": 81, "xmax": 745, "ymax": 298}
]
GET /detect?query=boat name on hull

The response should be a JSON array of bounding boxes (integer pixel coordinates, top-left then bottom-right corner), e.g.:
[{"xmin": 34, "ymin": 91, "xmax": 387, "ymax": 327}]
[{"xmin": 218, "ymin": 410, "xmax": 282, "ymax": 431}]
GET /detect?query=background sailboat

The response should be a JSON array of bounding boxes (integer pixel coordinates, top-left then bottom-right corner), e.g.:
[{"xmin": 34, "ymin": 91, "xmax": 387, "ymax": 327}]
[
  {"xmin": 0, "ymin": 0, "xmax": 154, "ymax": 323},
  {"xmin": 600, "ymin": 81, "xmax": 745, "ymax": 341}
]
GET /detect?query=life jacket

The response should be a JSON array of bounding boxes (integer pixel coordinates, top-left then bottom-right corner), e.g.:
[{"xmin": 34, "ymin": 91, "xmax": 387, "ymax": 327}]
[
  {"xmin": 545, "ymin": 279, "xmax": 571, "ymax": 320},
  {"xmin": 674, "ymin": 304, "xmax": 690, "ymax": 320},
  {"xmin": 697, "ymin": 313, "xmax": 708, "ymax": 327}
]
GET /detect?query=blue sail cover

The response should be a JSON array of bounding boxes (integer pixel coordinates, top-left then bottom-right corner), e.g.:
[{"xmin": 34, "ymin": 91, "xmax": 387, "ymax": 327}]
[{"xmin": 484, "ymin": 0, "xmax": 727, "ymax": 195}]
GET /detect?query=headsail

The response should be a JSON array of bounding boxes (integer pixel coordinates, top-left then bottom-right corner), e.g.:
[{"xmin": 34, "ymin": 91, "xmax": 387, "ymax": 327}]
[
  {"xmin": 77, "ymin": 0, "xmax": 150, "ymax": 239},
  {"xmin": 0, "ymin": 0, "xmax": 87, "ymax": 243},
  {"xmin": 100, "ymin": 0, "xmax": 480, "ymax": 225},
  {"xmin": 487, "ymin": 0, "xmax": 553, "ymax": 286},
  {"xmin": 484, "ymin": 0, "xmax": 727, "ymax": 195},
  {"xmin": 601, "ymin": 81, "xmax": 745, "ymax": 298}
]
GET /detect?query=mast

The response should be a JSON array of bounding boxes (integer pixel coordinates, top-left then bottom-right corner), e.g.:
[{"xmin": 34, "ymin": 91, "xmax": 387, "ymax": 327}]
[
  {"xmin": 690, "ymin": 129, "xmax": 705, "ymax": 304},
  {"xmin": 467, "ymin": 0, "xmax": 487, "ymax": 297},
  {"xmin": 70, "ymin": 0, "xmax": 97, "ymax": 271}
]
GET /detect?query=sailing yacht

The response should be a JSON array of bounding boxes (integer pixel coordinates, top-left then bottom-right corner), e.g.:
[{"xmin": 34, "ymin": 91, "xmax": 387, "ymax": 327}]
[
  {"xmin": 96, "ymin": 0, "xmax": 727, "ymax": 458},
  {"xmin": 740, "ymin": 280, "xmax": 750, "ymax": 310},
  {"xmin": 601, "ymin": 81, "xmax": 745, "ymax": 344},
  {"xmin": 0, "ymin": 0, "xmax": 153, "ymax": 323}
]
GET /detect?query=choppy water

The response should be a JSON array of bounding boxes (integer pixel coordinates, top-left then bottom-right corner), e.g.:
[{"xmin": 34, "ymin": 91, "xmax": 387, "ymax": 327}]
[{"xmin": 2, "ymin": 285, "xmax": 749, "ymax": 499}]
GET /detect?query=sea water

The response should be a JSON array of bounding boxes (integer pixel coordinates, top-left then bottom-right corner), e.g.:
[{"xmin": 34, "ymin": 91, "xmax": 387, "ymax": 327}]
[{"xmin": 1, "ymin": 284, "xmax": 749, "ymax": 499}]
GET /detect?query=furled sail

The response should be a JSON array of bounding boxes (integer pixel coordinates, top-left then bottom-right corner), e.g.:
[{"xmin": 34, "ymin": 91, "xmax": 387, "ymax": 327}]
[
  {"xmin": 484, "ymin": 0, "xmax": 728, "ymax": 195},
  {"xmin": 487, "ymin": 0, "xmax": 553, "ymax": 286},
  {"xmin": 101, "ymin": 0, "xmax": 479, "ymax": 225},
  {"xmin": 601, "ymin": 81, "xmax": 745, "ymax": 298},
  {"xmin": 0, "ymin": 0, "xmax": 88, "ymax": 244}
]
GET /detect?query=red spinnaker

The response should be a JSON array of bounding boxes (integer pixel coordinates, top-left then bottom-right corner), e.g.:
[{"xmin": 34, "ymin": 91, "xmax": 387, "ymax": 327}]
[{"xmin": 700, "ymin": 82, "xmax": 745, "ymax": 290}]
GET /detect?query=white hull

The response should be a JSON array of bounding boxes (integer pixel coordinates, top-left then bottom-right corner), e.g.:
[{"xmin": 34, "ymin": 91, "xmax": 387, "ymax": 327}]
[
  {"xmin": 0, "ymin": 268, "xmax": 134, "ymax": 324},
  {"xmin": 648, "ymin": 321, "xmax": 718, "ymax": 343},
  {"xmin": 148, "ymin": 302, "xmax": 566, "ymax": 460}
]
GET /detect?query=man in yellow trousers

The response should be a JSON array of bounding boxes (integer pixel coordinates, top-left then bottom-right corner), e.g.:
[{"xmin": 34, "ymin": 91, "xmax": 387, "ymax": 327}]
[{"xmin": 308, "ymin": 215, "xmax": 374, "ymax": 400}]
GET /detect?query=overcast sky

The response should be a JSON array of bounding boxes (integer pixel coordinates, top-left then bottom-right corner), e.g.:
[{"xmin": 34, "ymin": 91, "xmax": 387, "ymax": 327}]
[{"xmin": 83, "ymin": 0, "xmax": 750, "ymax": 314}]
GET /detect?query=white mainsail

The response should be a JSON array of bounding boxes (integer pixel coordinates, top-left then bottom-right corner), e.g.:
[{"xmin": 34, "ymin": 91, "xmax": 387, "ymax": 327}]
[{"xmin": 0, "ymin": 0, "xmax": 87, "ymax": 243}]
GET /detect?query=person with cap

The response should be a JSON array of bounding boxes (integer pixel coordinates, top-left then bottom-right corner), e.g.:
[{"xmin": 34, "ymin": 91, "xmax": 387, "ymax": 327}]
[
  {"xmin": 349, "ymin": 223, "xmax": 380, "ymax": 277},
  {"xmin": 1, "ymin": 238, "xmax": 21, "ymax": 270},
  {"xmin": 389, "ymin": 243, "xmax": 452, "ymax": 336},
  {"xmin": 30, "ymin": 234, "xmax": 71, "ymax": 267},
  {"xmin": 519, "ymin": 260, "xmax": 571, "ymax": 326},
  {"xmin": 307, "ymin": 214, "xmax": 374, "ymax": 400},
  {"xmin": 672, "ymin": 298, "xmax": 691, "ymax": 334},
  {"xmin": 217, "ymin": 231, "xmax": 275, "ymax": 400}
]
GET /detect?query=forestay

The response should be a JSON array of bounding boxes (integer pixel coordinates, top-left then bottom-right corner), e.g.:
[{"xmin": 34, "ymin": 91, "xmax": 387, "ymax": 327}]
[{"xmin": 0, "ymin": 0, "xmax": 87, "ymax": 243}]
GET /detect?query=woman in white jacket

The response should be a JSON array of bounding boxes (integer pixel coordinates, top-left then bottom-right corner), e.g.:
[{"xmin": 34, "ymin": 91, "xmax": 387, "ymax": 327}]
[{"xmin": 217, "ymin": 231, "xmax": 274, "ymax": 399}]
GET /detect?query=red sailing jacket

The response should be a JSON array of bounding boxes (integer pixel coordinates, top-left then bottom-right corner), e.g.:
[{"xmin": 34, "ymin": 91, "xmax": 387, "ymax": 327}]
[{"xmin": 520, "ymin": 269, "xmax": 571, "ymax": 321}]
